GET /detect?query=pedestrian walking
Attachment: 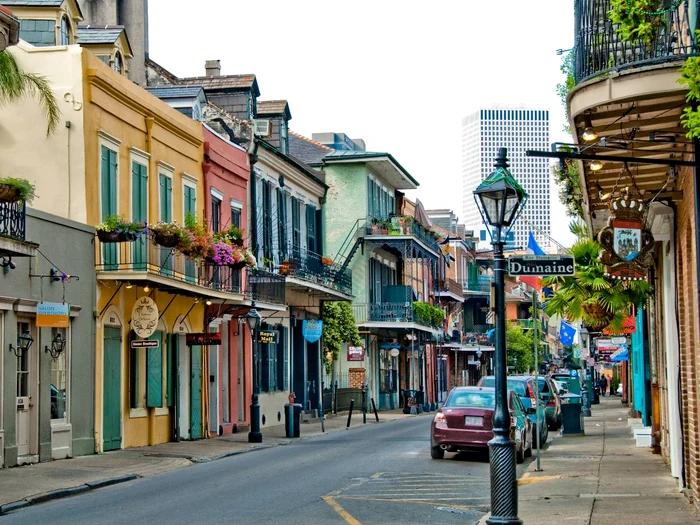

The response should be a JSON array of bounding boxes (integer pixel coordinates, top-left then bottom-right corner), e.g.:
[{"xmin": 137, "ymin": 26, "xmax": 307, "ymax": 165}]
[{"xmin": 599, "ymin": 376, "xmax": 608, "ymax": 397}]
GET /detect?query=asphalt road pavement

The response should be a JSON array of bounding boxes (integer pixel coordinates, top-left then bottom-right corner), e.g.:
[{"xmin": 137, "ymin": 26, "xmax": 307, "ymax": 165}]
[{"xmin": 0, "ymin": 416, "xmax": 525, "ymax": 525}]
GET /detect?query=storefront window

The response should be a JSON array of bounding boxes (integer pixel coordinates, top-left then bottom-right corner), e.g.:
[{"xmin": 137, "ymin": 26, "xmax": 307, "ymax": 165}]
[
  {"xmin": 379, "ymin": 349, "xmax": 397, "ymax": 393},
  {"xmin": 130, "ymin": 341, "xmax": 146, "ymax": 409},
  {"xmin": 50, "ymin": 328, "xmax": 68, "ymax": 420}
]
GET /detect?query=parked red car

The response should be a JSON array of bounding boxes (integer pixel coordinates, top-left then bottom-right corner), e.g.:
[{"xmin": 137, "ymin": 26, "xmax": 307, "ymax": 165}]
[{"xmin": 430, "ymin": 386, "xmax": 532, "ymax": 462}]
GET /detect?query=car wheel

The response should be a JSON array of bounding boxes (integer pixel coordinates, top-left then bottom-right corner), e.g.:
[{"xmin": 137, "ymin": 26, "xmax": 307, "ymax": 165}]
[
  {"xmin": 516, "ymin": 443, "xmax": 525, "ymax": 464},
  {"xmin": 541, "ymin": 425, "xmax": 548, "ymax": 444},
  {"xmin": 524, "ymin": 435, "xmax": 533, "ymax": 457},
  {"xmin": 431, "ymin": 446, "xmax": 445, "ymax": 460}
]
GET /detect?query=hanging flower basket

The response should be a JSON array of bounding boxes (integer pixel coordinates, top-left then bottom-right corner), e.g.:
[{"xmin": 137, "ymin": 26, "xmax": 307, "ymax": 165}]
[
  {"xmin": 230, "ymin": 261, "xmax": 246, "ymax": 270},
  {"xmin": 153, "ymin": 230, "xmax": 180, "ymax": 248},
  {"xmin": 97, "ymin": 230, "xmax": 136, "ymax": 243},
  {"xmin": 0, "ymin": 183, "xmax": 20, "ymax": 203}
]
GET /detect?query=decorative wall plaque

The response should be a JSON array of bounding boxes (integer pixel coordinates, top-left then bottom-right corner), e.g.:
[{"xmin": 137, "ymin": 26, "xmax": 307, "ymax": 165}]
[
  {"xmin": 131, "ymin": 297, "xmax": 159, "ymax": 338},
  {"xmin": 597, "ymin": 186, "xmax": 654, "ymax": 281}
]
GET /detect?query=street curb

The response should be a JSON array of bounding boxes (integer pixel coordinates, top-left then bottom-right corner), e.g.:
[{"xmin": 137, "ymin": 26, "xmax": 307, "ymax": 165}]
[{"xmin": 0, "ymin": 474, "xmax": 139, "ymax": 516}]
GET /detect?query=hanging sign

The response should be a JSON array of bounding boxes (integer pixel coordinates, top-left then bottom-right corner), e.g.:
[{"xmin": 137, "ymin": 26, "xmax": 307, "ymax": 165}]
[
  {"xmin": 598, "ymin": 183, "xmax": 654, "ymax": 281},
  {"xmin": 256, "ymin": 330, "xmax": 279, "ymax": 344},
  {"xmin": 302, "ymin": 319, "xmax": 323, "ymax": 343},
  {"xmin": 131, "ymin": 339, "xmax": 159, "ymax": 349},
  {"xmin": 347, "ymin": 345, "xmax": 365, "ymax": 361},
  {"xmin": 36, "ymin": 302, "xmax": 70, "ymax": 328},
  {"xmin": 131, "ymin": 297, "xmax": 158, "ymax": 338},
  {"xmin": 186, "ymin": 333, "xmax": 222, "ymax": 346}
]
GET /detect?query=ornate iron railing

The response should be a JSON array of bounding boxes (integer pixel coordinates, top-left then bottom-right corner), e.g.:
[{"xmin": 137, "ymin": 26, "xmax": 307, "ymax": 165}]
[
  {"xmin": 574, "ymin": 0, "xmax": 699, "ymax": 84},
  {"xmin": 352, "ymin": 302, "xmax": 432, "ymax": 327},
  {"xmin": 281, "ymin": 247, "xmax": 353, "ymax": 295},
  {"xmin": 439, "ymin": 277, "xmax": 464, "ymax": 297},
  {"xmin": 247, "ymin": 269, "xmax": 285, "ymax": 305},
  {"xmin": 460, "ymin": 275, "xmax": 492, "ymax": 293},
  {"xmin": 95, "ymin": 238, "xmax": 244, "ymax": 294},
  {"xmin": 0, "ymin": 200, "xmax": 26, "ymax": 240},
  {"xmin": 365, "ymin": 215, "xmax": 440, "ymax": 253}
]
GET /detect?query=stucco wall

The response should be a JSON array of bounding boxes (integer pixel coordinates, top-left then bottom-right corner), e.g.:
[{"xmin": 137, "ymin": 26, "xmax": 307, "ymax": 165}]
[{"xmin": 1, "ymin": 209, "xmax": 96, "ymax": 466}]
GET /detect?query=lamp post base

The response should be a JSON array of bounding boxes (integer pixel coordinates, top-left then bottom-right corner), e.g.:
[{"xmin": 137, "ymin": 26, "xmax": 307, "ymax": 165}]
[
  {"xmin": 248, "ymin": 394, "xmax": 263, "ymax": 443},
  {"xmin": 486, "ymin": 435, "xmax": 522, "ymax": 525}
]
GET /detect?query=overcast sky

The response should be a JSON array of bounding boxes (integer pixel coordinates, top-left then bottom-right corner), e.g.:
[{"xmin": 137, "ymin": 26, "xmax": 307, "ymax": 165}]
[{"xmin": 149, "ymin": 1, "xmax": 576, "ymax": 246}]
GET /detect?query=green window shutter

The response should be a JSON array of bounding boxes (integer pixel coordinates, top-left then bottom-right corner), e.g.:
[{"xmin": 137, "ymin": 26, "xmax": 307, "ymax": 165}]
[
  {"xmin": 101, "ymin": 146, "xmax": 117, "ymax": 218},
  {"xmin": 146, "ymin": 332, "xmax": 163, "ymax": 408},
  {"xmin": 276, "ymin": 188, "xmax": 287, "ymax": 260},
  {"xmin": 315, "ymin": 209, "xmax": 323, "ymax": 257},
  {"xmin": 167, "ymin": 334, "xmax": 176, "ymax": 407},
  {"xmin": 132, "ymin": 162, "xmax": 148, "ymax": 221},
  {"xmin": 278, "ymin": 326, "xmax": 288, "ymax": 391},
  {"xmin": 160, "ymin": 175, "xmax": 172, "ymax": 222},
  {"xmin": 184, "ymin": 185, "xmax": 196, "ymax": 217},
  {"xmin": 306, "ymin": 205, "xmax": 316, "ymax": 254}
]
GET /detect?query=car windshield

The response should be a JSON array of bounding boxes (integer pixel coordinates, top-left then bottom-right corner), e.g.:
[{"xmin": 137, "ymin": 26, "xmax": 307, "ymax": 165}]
[
  {"xmin": 479, "ymin": 378, "xmax": 527, "ymax": 396},
  {"xmin": 446, "ymin": 391, "xmax": 495, "ymax": 408}
]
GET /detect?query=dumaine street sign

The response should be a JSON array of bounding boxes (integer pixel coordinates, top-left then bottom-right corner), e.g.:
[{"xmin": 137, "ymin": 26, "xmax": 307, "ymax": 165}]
[{"xmin": 507, "ymin": 255, "xmax": 575, "ymax": 277}]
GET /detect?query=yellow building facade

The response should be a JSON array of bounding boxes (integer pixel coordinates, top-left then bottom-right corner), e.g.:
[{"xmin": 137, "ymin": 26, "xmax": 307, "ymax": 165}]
[{"xmin": 0, "ymin": 41, "xmax": 232, "ymax": 451}]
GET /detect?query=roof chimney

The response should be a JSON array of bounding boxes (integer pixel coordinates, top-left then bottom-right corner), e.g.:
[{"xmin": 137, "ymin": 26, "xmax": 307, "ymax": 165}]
[{"xmin": 205, "ymin": 60, "xmax": 221, "ymax": 77}]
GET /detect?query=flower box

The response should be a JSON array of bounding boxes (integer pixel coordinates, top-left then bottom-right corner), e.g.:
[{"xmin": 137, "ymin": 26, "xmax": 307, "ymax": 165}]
[
  {"xmin": 97, "ymin": 230, "xmax": 136, "ymax": 243},
  {"xmin": 0, "ymin": 183, "xmax": 20, "ymax": 203},
  {"xmin": 153, "ymin": 230, "xmax": 180, "ymax": 248}
]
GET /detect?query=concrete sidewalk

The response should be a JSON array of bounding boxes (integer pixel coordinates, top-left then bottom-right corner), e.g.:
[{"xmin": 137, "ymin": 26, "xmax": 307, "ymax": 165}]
[
  {"xmin": 0, "ymin": 407, "xmax": 423, "ymax": 514},
  {"xmin": 502, "ymin": 397, "xmax": 699, "ymax": 524}
]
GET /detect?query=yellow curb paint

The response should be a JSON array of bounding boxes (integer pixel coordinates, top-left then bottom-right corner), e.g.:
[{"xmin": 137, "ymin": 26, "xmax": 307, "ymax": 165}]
[
  {"xmin": 334, "ymin": 495, "xmax": 473, "ymax": 511},
  {"xmin": 322, "ymin": 496, "xmax": 363, "ymax": 525},
  {"xmin": 518, "ymin": 475, "xmax": 562, "ymax": 486}
]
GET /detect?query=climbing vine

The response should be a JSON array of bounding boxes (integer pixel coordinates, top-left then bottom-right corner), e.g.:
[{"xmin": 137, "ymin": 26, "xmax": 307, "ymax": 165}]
[
  {"xmin": 679, "ymin": 41, "xmax": 700, "ymax": 139},
  {"xmin": 321, "ymin": 302, "xmax": 362, "ymax": 375},
  {"xmin": 609, "ymin": 0, "xmax": 665, "ymax": 44}
]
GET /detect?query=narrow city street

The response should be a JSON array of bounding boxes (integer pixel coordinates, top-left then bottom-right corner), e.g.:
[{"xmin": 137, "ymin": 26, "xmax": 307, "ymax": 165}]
[{"xmin": 0, "ymin": 416, "xmax": 512, "ymax": 525}]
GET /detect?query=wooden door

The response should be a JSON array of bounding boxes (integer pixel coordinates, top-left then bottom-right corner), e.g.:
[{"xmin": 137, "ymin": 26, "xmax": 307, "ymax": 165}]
[
  {"xmin": 103, "ymin": 327, "xmax": 122, "ymax": 451},
  {"xmin": 190, "ymin": 345, "xmax": 202, "ymax": 439}
]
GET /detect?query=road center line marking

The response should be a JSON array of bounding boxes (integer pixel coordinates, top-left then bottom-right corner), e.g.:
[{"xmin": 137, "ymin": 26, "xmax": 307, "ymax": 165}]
[{"xmin": 322, "ymin": 496, "xmax": 363, "ymax": 525}]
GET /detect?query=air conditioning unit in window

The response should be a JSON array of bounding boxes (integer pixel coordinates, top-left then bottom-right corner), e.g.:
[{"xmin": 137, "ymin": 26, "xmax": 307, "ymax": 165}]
[{"xmin": 253, "ymin": 119, "xmax": 271, "ymax": 138}]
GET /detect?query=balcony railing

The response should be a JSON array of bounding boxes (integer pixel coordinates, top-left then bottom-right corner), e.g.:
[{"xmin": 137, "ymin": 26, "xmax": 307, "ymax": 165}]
[
  {"xmin": 365, "ymin": 216, "xmax": 440, "ymax": 253},
  {"xmin": 95, "ymin": 238, "xmax": 244, "ymax": 294},
  {"xmin": 247, "ymin": 269, "xmax": 285, "ymax": 305},
  {"xmin": 460, "ymin": 275, "xmax": 492, "ymax": 294},
  {"xmin": 352, "ymin": 302, "xmax": 435, "ymax": 328},
  {"xmin": 438, "ymin": 278, "xmax": 463, "ymax": 297},
  {"xmin": 574, "ymin": 0, "xmax": 698, "ymax": 84},
  {"xmin": 280, "ymin": 247, "xmax": 352, "ymax": 296},
  {"xmin": 0, "ymin": 200, "xmax": 26, "ymax": 241}
]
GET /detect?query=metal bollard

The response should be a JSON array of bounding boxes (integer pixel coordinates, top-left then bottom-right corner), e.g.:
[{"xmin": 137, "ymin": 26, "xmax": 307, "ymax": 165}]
[
  {"xmin": 346, "ymin": 399, "xmax": 354, "ymax": 429},
  {"xmin": 371, "ymin": 398, "xmax": 379, "ymax": 422},
  {"xmin": 362, "ymin": 383, "xmax": 367, "ymax": 424},
  {"xmin": 333, "ymin": 380, "xmax": 338, "ymax": 415}
]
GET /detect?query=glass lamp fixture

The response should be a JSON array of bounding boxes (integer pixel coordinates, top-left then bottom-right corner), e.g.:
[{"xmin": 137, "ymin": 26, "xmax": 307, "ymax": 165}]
[
  {"xmin": 590, "ymin": 160, "xmax": 604, "ymax": 171},
  {"xmin": 582, "ymin": 116, "xmax": 597, "ymax": 142}
]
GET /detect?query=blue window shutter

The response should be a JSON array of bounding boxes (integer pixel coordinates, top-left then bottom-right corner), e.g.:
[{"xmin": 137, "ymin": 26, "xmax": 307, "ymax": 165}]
[
  {"xmin": 167, "ymin": 334, "xmax": 176, "ymax": 407},
  {"xmin": 146, "ymin": 332, "xmax": 163, "ymax": 408},
  {"xmin": 278, "ymin": 326, "xmax": 288, "ymax": 391}
]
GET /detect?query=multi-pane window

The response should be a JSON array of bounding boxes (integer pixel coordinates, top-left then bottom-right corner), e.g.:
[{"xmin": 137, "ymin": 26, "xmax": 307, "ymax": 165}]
[
  {"xmin": 211, "ymin": 197, "xmax": 221, "ymax": 233},
  {"xmin": 291, "ymin": 197, "xmax": 301, "ymax": 258},
  {"xmin": 261, "ymin": 180, "xmax": 273, "ymax": 262},
  {"xmin": 59, "ymin": 16, "xmax": 71, "ymax": 45},
  {"xmin": 260, "ymin": 324, "xmax": 288, "ymax": 393},
  {"xmin": 367, "ymin": 177, "xmax": 395, "ymax": 219},
  {"xmin": 276, "ymin": 189, "xmax": 287, "ymax": 260},
  {"xmin": 231, "ymin": 206, "xmax": 241, "ymax": 228},
  {"xmin": 306, "ymin": 204, "xmax": 317, "ymax": 255}
]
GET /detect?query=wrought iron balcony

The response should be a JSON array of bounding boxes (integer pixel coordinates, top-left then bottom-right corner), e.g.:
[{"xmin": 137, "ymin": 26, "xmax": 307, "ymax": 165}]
[
  {"xmin": 279, "ymin": 247, "xmax": 352, "ymax": 296},
  {"xmin": 247, "ymin": 269, "xmax": 285, "ymax": 305},
  {"xmin": 0, "ymin": 200, "xmax": 26, "ymax": 241},
  {"xmin": 437, "ymin": 277, "xmax": 464, "ymax": 299},
  {"xmin": 365, "ymin": 216, "xmax": 440, "ymax": 254},
  {"xmin": 95, "ymin": 237, "xmax": 245, "ymax": 296},
  {"xmin": 460, "ymin": 275, "xmax": 492, "ymax": 294},
  {"xmin": 352, "ymin": 302, "xmax": 434, "ymax": 328},
  {"xmin": 574, "ymin": 0, "xmax": 698, "ymax": 84}
]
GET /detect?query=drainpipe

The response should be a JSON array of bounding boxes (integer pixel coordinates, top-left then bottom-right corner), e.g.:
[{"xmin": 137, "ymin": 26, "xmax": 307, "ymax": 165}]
[{"xmin": 145, "ymin": 116, "xmax": 156, "ymax": 446}]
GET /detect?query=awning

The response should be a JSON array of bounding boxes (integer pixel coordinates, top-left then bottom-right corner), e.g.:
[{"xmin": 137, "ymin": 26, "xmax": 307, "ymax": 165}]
[{"xmin": 379, "ymin": 343, "xmax": 401, "ymax": 349}]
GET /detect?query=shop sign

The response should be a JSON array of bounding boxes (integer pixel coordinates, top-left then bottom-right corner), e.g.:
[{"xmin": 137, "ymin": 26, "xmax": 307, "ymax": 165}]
[
  {"xmin": 186, "ymin": 332, "xmax": 222, "ymax": 346},
  {"xmin": 131, "ymin": 339, "xmax": 159, "ymax": 349},
  {"xmin": 36, "ymin": 302, "xmax": 70, "ymax": 328},
  {"xmin": 302, "ymin": 320, "xmax": 323, "ymax": 343},
  {"xmin": 507, "ymin": 255, "xmax": 575, "ymax": 276},
  {"xmin": 256, "ymin": 330, "xmax": 279, "ymax": 344},
  {"xmin": 347, "ymin": 346, "xmax": 365, "ymax": 361},
  {"xmin": 131, "ymin": 297, "xmax": 158, "ymax": 338}
]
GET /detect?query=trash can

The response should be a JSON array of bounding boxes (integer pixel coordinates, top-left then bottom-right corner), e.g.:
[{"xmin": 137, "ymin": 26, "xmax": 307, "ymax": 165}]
[
  {"xmin": 560, "ymin": 393, "xmax": 584, "ymax": 435},
  {"xmin": 285, "ymin": 403, "xmax": 302, "ymax": 438}
]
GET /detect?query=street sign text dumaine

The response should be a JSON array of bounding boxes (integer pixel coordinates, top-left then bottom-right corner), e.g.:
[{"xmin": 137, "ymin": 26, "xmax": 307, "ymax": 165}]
[{"xmin": 507, "ymin": 255, "xmax": 575, "ymax": 276}]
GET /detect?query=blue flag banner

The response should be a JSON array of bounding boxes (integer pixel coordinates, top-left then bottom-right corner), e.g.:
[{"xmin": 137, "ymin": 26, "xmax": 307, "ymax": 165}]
[{"xmin": 560, "ymin": 320, "xmax": 576, "ymax": 347}]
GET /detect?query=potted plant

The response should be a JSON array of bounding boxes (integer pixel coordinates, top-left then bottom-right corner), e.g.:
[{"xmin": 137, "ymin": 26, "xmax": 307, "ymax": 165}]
[
  {"xmin": 178, "ymin": 213, "xmax": 213, "ymax": 260},
  {"xmin": 401, "ymin": 216, "xmax": 413, "ymax": 234},
  {"xmin": 96, "ymin": 214, "xmax": 147, "ymax": 243},
  {"xmin": 244, "ymin": 250, "xmax": 257, "ymax": 269},
  {"xmin": 229, "ymin": 246, "xmax": 247, "ymax": 269},
  {"xmin": 210, "ymin": 240, "xmax": 236, "ymax": 266},
  {"xmin": 150, "ymin": 221, "xmax": 186, "ymax": 248},
  {"xmin": 380, "ymin": 218, "xmax": 389, "ymax": 235},
  {"xmin": 370, "ymin": 217, "xmax": 380, "ymax": 234},
  {"xmin": 227, "ymin": 226, "xmax": 244, "ymax": 247},
  {"xmin": 0, "ymin": 177, "xmax": 36, "ymax": 204},
  {"xmin": 321, "ymin": 256, "xmax": 334, "ymax": 266},
  {"xmin": 279, "ymin": 259, "xmax": 293, "ymax": 275}
]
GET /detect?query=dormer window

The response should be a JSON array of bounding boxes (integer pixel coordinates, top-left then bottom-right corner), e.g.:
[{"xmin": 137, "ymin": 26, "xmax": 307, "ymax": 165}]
[
  {"xmin": 113, "ymin": 51, "xmax": 122, "ymax": 74},
  {"xmin": 59, "ymin": 14, "xmax": 71, "ymax": 45}
]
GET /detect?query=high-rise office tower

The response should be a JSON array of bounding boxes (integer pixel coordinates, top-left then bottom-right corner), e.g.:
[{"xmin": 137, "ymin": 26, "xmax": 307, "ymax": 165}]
[{"xmin": 462, "ymin": 107, "xmax": 551, "ymax": 250}]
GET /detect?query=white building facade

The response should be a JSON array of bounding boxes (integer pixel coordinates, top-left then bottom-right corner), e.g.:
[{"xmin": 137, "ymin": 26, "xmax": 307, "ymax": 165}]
[{"xmin": 462, "ymin": 107, "xmax": 551, "ymax": 249}]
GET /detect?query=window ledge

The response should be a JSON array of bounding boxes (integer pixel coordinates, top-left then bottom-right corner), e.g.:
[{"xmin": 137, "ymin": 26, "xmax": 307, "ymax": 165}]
[{"xmin": 129, "ymin": 408, "xmax": 148, "ymax": 419}]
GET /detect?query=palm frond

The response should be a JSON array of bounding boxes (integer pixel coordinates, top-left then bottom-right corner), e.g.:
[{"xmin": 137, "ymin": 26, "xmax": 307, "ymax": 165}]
[{"xmin": 0, "ymin": 50, "xmax": 60, "ymax": 136}]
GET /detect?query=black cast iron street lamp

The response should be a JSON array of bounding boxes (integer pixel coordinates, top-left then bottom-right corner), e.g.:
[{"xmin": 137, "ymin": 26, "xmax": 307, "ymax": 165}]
[
  {"xmin": 247, "ymin": 307, "xmax": 263, "ymax": 443},
  {"xmin": 474, "ymin": 147, "xmax": 528, "ymax": 525}
]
